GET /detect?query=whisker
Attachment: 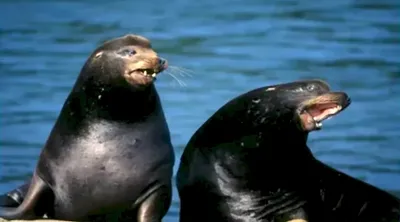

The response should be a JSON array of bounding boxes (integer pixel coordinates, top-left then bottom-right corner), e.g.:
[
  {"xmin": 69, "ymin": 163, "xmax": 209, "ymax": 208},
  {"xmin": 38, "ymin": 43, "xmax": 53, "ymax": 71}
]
[
  {"xmin": 169, "ymin": 66, "xmax": 195, "ymax": 74},
  {"xmin": 169, "ymin": 68, "xmax": 188, "ymax": 77},
  {"xmin": 168, "ymin": 66, "xmax": 195, "ymax": 78},
  {"xmin": 168, "ymin": 67, "xmax": 191, "ymax": 78},
  {"xmin": 165, "ymin": 71, "xmax": 187, "ymax": 87}
]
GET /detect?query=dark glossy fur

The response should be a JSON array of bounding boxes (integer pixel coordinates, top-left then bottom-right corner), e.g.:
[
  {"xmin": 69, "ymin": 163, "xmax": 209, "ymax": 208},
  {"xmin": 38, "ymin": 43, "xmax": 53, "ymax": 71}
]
[
  {"xmin": 0, "ymin": 34, "xmax": 175, "ymax": 221},
  {"xmin": 0, "ymin": 182, "xmax": 30, "ymax": 208},
  {"xmin": 176, "ymin": 80, "xmax": 400, "ymax": 222}
]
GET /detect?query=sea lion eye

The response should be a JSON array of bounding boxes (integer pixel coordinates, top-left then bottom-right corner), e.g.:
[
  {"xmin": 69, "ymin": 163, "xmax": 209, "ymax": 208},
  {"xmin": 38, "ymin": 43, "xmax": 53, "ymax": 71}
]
[
  {"xmin": 120, "ymin": 49, "xmax": 136, "ymax": 56},
  {"xmin": 306, "ymin": 84, "xmax": 316, "ymax": 91}
]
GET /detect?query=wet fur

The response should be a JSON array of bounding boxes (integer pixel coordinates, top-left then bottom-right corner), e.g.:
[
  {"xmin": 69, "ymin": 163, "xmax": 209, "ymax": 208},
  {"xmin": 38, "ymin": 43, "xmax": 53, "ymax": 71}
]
[
  {"xmin": 176, "ymin": 80, "xmax": 400, "ymax": 222},
  {"xmin": 0, "ymin": 34, "xmax": 174, "ymax": 222}
]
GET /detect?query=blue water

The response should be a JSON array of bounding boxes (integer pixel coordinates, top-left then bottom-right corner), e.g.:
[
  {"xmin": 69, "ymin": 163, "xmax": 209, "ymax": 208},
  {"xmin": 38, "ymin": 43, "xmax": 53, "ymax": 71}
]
[{"xmin": 0, "ymin": 0, "xmax": 399, "ymax": 221}]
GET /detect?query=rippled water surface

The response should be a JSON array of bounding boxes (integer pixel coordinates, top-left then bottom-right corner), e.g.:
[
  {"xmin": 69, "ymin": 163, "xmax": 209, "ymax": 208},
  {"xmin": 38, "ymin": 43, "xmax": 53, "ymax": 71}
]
[{"xmin": 0, "ymin": 0, "xmax": 399, "ymax": 221}]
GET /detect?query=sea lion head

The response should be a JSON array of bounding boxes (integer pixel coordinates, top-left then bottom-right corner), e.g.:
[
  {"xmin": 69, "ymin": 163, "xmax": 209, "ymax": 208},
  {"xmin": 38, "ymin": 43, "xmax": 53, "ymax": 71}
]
[
  {"xmin": 191, "ymin": 79, "xmax": 351, "ymax": 149},
  {"xmin": 245, "ymin": 79, "xmax": 351, "ymax": 134},
  {"xmin": 293, "ymin": 80, "xmax": 351, "ymax": 132},
  {"xmin": 82, "ymin": 34, "xmax": 168, "ymax": 89}
]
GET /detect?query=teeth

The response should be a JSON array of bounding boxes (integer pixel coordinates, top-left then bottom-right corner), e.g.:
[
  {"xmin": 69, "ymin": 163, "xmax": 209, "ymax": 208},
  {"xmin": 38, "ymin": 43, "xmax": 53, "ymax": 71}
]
[{"xmin": 311, "ymin": 105, "xmax": 343, "ymax": 123}]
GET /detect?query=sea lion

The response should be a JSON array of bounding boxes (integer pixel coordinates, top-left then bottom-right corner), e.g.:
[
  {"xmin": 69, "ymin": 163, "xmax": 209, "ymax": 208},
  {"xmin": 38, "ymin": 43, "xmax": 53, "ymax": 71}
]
[
  {"xmin": 0, "ymin": 182, "xmax": 30, "ymax": 208},
  {"xmin": 176, "ymin": 79, "xmax": 400, "ymax": 222},
  {"xmin": 0, "ymin": 34, "xmax": 175, "ymax": 222}
]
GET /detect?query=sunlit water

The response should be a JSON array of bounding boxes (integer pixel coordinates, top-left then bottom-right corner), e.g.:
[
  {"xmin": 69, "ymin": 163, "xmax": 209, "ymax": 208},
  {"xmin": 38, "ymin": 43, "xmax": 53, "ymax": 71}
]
[{"xmin": 0, "ymin": 0, "xmax": 399, "ymax": 221}]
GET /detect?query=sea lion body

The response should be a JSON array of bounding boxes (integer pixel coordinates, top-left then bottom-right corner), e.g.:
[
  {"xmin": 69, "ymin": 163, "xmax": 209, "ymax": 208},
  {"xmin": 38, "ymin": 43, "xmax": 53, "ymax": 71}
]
[
  {"xmin": 0, "ymin": 183, "xmax": 30, "ymax": 208},
  {"xmin": 0, "ymin": 34, "xmax": 174, "ymax": 222},
  {"xmin": 176, "ymin": 80, "xmax": 400, "ymax": 222}
]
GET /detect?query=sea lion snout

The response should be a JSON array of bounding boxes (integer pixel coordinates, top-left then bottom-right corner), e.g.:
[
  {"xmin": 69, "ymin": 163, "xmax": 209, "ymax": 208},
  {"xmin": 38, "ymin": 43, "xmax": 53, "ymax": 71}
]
[
  {"xmin": 298, "ymin": 91, "xmax": 351, "ymax": 131},
  {"xmin": 120, "ymin": 43, "xmax": 168, "ymax": 87}
]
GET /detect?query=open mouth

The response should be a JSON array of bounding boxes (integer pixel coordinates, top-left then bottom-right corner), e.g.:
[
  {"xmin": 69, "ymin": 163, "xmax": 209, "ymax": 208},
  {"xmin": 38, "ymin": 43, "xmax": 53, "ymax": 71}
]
[
  {"xmin": 302, "ymin": 103, "xmax": 342, "ymax": 129},
  {"xmin": 123, "ymin": 59, "xmax": 168, "ymax": 86},
  {"xmin": 129, "ymin": 60, "xmax": 168, "ymax": 79},
  {"xmin": 299, "ymin": 93, "xmax": 350, "ymax": 131},
  {"xmin": 132, "ymin": 68, "xmax": 159, "ymax": 78}
]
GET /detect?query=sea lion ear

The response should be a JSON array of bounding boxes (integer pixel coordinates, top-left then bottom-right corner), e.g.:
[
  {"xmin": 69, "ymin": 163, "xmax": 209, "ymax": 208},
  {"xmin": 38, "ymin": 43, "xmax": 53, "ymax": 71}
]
[{"xmin": 94, "ymin": 51, "xmax": 103, "ymax": 59}]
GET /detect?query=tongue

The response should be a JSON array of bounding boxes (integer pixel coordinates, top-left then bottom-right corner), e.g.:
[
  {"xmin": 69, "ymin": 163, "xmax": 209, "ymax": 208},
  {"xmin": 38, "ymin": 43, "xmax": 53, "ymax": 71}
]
[{"xmin": 307, "ymin": 103, "xmax": 338, "ymax": 121}]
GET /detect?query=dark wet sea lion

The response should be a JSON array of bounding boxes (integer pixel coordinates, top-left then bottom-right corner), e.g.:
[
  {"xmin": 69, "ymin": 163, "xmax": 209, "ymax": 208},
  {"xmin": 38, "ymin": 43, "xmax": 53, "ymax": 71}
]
[
  {"xmin": 0, "ymin": 182, "xmax": 30, "ymax": 208},
  {"xmin": 0, "ymin": 34, "xmax": 175, "ymax": 221},
  {"xmin": 176, "ymin": 80, "xmax": 400, "ymax": 222}
]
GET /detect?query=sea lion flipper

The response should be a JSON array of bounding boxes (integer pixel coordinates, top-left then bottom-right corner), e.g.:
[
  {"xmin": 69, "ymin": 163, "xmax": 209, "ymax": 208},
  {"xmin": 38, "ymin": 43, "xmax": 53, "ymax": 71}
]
[
  {"xmin": 0, "ymin": 173, "xmax": 51, "ymax": 219},
  {"xmin": 137, "ymin": 185, "xmax": 172, "ymax": 222},
  {"xmin": 0, "ymin": 194, "xmax": 19, "ymax": 208},
  {"xmin": 0, "ymin": 179, "xmax": 31, "ymax": 207}
]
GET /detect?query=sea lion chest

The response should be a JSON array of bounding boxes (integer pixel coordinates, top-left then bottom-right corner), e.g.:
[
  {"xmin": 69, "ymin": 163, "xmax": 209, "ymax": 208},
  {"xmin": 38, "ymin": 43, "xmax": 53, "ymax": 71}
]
[{"xmin": 37, "ymin": 114, "xmax": 173, "ymax": 218}]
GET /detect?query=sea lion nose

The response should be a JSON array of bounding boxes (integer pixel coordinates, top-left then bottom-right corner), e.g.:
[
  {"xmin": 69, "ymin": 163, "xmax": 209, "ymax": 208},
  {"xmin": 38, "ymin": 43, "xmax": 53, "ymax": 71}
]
[
  {"xmin": 346, "ymin": 96, "xmax": 351, "ymax": 104},
  {"xmin": 158, "ymin": 58, "xmax": 168, "ymax": 69},
  {"xmin": 158, "ymin": 58, "xmax": 165, "ymax": 65}
]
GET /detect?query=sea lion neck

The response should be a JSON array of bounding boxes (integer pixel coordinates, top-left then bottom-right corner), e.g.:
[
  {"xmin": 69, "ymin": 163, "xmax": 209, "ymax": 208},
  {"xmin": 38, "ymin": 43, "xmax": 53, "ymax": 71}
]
[
  {"xmin": 57, "ymin": 80, "xmax": 160, "ymax": 132},
  {"xmin": 208, "ymin": 139, "xmax": 314, "ymax": 189}
]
